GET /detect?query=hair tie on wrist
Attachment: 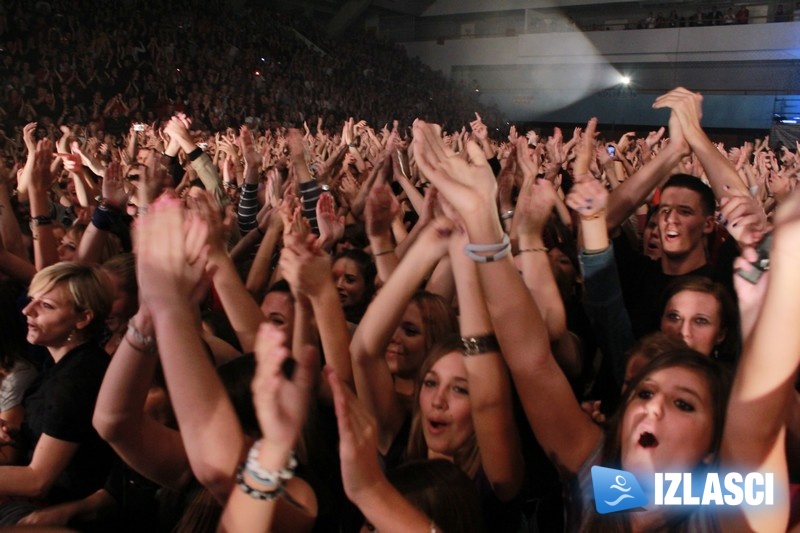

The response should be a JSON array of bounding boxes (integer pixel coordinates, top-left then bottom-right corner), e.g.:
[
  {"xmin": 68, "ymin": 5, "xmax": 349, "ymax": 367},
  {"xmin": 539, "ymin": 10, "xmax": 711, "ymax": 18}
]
[{"xmin": 463, "ymin": 234, "xmax": 511, "ymax": 263}]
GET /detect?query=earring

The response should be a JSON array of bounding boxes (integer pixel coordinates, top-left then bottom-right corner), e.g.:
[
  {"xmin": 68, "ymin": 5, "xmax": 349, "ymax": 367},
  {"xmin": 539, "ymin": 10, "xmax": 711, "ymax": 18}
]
[{"xmin": 66, "ymin": 328, "xmax": 76, "ymax": 343}]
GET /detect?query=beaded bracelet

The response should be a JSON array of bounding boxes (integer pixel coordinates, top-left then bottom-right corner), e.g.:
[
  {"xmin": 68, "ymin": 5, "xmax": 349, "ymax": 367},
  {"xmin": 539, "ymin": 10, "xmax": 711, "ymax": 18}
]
[
  {"xmin": 236, "ymin": 463, "xmax": 285, "ymax": 501},
  {"xmin": 126, "ymin": 322, "xmax": 156, "ymax": 354},
  {"xmin": 463, "ymin": 234, "xmax": 511, "ymax": 263},
  {"xmin": 245, "ymin": 440, "xmax": 298, "ymax": 488}
]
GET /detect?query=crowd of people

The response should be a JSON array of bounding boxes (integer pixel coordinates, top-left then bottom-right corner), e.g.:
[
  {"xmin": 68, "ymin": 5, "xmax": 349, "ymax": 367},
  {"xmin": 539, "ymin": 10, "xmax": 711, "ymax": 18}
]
[
  {"xmin": 1, "ymin": 2, "xmax": 800, "ymax": 533},
  {"xmin": 0, "ymin": 0, "xmax": 502, "ymax": 159}
]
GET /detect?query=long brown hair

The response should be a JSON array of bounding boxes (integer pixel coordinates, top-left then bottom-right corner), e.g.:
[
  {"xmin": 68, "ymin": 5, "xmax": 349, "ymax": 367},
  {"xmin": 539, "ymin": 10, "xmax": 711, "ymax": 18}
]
[{"xmin": 406, "ymin": 335, "xmax": 481, "ymax": 479}]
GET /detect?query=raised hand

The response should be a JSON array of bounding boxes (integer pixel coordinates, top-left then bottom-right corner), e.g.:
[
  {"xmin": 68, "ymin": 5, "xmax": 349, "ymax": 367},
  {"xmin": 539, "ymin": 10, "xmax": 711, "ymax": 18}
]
[
  {"xmin": 412, "ymin": 119, "xmax": 496, "ymax": 220},
  {"xmin": 316, "ymin": 192, "xmax": 345, "ymax": 248},
  {"xmin": 326, "ymin": 367, "xmax": 384, "ymax": 503},
  {"xmin": 30, "ymin": 139, "xmax": 56, "ymax": 192},
  {"xmin": 718, "ymin": 190, "xmax": 768, "ymax": 247},
  {"xmin": 365, "ymin": 183, "xmax": 399, "ymax": 237},
  {"xmin": 516, "ymin": 179, "xmax": 559, "ymax": 237},
  {"xmin": 252, "ymin": 324, "xmax": 317, "ymax": 454},
  {"xmin": 565, "ymin": 175, "xmax": 609, "ymax": 219},
  {"xmin": 22, "ymin": 122, "xmax": 37, "ymax": 155},
  {"xmin": 279, "ymin": 233, "xmax": 332, "ymax": 298},
  {"xmin": 135, "ymin": 194, "xmax": 201, "ymax": 308},
  {"xmin": 240, "ymin": 125, "xmax": 262, "ymax": 170},
  {"xmin": 102, "ymin": 161, "xmax": 128, "ymax": 210}
]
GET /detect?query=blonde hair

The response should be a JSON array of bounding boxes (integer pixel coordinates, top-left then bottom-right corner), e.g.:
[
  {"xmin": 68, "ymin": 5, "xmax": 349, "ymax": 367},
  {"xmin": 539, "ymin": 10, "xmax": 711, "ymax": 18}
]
[{"xmin": 29, "ymin": 261, "xmax": 114, "ymax": 336}]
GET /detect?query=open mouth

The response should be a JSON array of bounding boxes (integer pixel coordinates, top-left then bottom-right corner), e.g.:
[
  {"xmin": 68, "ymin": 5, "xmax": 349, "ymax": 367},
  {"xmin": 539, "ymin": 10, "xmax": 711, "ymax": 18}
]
[
  {"xmin": 639, "ymin": 431, "xmax": 659, "ymax": 448},
  {"xmin": 665, "ymin": 230, "xmax": 679, "ymax": 239}
]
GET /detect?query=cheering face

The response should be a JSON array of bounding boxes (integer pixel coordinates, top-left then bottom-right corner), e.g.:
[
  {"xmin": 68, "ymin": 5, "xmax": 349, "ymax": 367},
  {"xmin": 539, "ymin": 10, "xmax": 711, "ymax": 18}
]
[
  {"xmin": 657, "ymin": 187, "xmax": 713, "ymax": 260},
  {"xmin": 620, "ymin": 366, "xmax": 714, "ymax": 475},
  {"xmin": 660, "ymin": 290, "xmax": 725, "ymax": 357},
  {"xmin": 419, "ymin": 351, "xmax": 474, "ymax": 458}
]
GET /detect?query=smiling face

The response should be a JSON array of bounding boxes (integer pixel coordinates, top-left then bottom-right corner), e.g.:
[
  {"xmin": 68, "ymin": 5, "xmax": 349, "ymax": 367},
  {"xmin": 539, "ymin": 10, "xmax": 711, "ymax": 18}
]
[
  {"xmin": 332, "ymin": 257, "xmax": 367, "ymax": 310},
  {"xmin": 386, "ymin": 302, "xmax": 427, "ymax": 379},
  {"xmin": 660, "ymin": 290, "xmax": 725, "ymax": 356},
  {"xmin": 419, "ymin": 351, "xmax": 474, "ymax": 458},
  {"xmin": 620, "ymin": 366, "xmax": 714, "ymax": 475},
  {"xmin": 657, "ymin": 187, "xmax": 714, "ymax": 262}
]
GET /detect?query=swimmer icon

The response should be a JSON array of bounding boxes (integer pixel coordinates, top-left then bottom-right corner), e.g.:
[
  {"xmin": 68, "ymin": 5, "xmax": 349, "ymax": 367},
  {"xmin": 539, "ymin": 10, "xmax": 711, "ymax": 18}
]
[{"xmin": 591, "ymin": 466, "xmax": 649, "ymax": 514}]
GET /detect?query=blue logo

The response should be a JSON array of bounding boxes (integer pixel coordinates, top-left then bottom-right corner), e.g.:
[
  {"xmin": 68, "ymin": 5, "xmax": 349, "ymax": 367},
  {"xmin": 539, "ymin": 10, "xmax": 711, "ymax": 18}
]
[{"xmin": 591, "ymin": 466, "xmax": 648, "ymax": 514}]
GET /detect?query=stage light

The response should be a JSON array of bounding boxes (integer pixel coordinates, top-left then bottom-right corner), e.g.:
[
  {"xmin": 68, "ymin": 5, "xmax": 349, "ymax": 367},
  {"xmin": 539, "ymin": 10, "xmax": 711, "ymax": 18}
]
[{"xmin": 620, "ymin": 75, "xmax": 631, "ymax": 85}]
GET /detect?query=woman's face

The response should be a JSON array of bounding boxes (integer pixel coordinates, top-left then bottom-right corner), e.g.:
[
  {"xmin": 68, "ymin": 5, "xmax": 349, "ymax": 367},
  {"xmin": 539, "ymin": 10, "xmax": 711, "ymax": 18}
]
[
  {"xmin": 660, "ymin": 290, "xmax": 725, "ymax": 356},
  {"xmin": 57, "ymin": 230, "xmax": 80, "ymax": 262},
  {"xmin": 105, "ymin": 272, "xmax": 138, "ymax": 334},
  {"xmin": 260, "ymin": 291, "xmax": 294, "ymax": 342},
  {"xmin": 332, "ymin": 258, "xmax": 366, "ymax": 310},
  {"xmin": 23, "ymin": 283, "xmax": 90, "ymax": 348},
  {"xmin": 621, "ymin": 366, "xmax": 714, "ymax": 475},
  {"xmin": 419, "ymin": 351, "xmax": 474, "ymax": 457},
  {"xmin": 386, "ymin": 302, "xmax": 427, "ymax": 379}
]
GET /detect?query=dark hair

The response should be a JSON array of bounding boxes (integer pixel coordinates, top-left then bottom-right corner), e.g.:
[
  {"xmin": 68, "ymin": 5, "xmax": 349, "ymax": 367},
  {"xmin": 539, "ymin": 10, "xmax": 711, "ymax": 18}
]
[
  {"xmin": 604, "ymin": 349, "xmax": 732, "ymax": 469},
  {"xmin": 332, "ymin": 248, "xmax": 376, "ymax": 322},
  {"xmin": 386, "ymin": 459, "xmax": 484, "ymax": 533},
  {"xmin": 586, "ymin": 350, "xmax": 731, "ymax": 532},
  {"xmin": 407, "ymin": 335, "xmax": 480, "ymax": 478},
  {"xmin": 661, "ymin": 174, "xmax": 716, "ymax": 216},
  {"xmin": 658, "ymin": 276, "xmax": 741, "ymax": 362}
]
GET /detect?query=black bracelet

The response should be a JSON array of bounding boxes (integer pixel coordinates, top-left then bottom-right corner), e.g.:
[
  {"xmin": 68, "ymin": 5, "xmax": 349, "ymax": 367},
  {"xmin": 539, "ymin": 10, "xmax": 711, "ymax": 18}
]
[
  {"xmin": 29, "ymin": 215, "xmax": 53, "ymax": 228},
  {"xmin": 461, "ymin": 334, "xmax": 500, "ymax": 356}
]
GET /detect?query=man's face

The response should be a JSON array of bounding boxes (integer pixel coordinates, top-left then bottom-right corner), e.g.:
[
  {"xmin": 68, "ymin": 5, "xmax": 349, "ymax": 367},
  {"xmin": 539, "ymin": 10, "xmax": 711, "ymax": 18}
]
[{"xmin": 657, "ymin": 187, "xmax": 713, "ymax": 259}]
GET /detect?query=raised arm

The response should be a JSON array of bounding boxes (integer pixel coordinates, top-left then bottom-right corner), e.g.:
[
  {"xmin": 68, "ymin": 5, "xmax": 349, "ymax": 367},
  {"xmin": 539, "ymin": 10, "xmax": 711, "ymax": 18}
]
[
  {"xmin": 349, "ymin": 218, "xmax": 451, "ymax": 453},
  {"xmin": 448, "ymin": 228, "xmax": 524, "ymax": 501},
  {"xmin": 92, "ymin": 307, "xmax": 191, "ymax": 490},
  {"xmin": 720, "ymin": 192, "xmax": 800, "ymax": 532},
  {"xmin": 413, "ymin": 120, "xmax": 601, "ymax": 474},
  {"xmin": 136, "ymin": 194, "xmax": 243, "ymax": 504}
]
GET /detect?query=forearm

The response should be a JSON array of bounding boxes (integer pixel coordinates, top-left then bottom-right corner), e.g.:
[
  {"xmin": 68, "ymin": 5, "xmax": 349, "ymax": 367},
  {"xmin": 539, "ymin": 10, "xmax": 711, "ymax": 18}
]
[
  {"xmin": 309, "ymin": 284, "xmax": 354, "ymax": 388},
  {"xmin": 29, "ymin": 191, "xmax": 59, "ymax": 270},
  {"xmin": 213, "ymin": 250, "xmax": 268, "ymax": 353},
  {"xmin": 0, "ymin": 182, "xmax": 26, "ymax": 258},
  {"xmin": 606, "ymin": 146, "xmax": 683, "ymax": 230},
  {"xmin": 244, "ymin": 227, "xmax": 281, "ymax": 298},
  {"xmin": 0, "ymin": 465, "xmax": 49, "ymax": 497},
  {"xmin": 684, "ymin": 124, "xmax": 749, "ymax": 197},
  {"xmin": 451, "ymin": 249, "xmax": 523, "ymax": 500},
  {"xmin": 352, "ymin": 479, "xmax": 433, "ymax": 533},
  {"xmin": 367, "ymin": 232, "xmax": 397, "ymax": 284},
  {"xmin": 151, "ymin": 305, "xmax": 244, "ymax": 503},
  {"xmin": 517, "ymin": 233, "xmax": 567, "ymax": 342}
]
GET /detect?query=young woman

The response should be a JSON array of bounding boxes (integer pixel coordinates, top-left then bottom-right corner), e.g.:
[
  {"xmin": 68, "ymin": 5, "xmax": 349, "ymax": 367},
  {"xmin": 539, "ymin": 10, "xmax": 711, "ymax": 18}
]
[{"xmin": 331, "ymin": 249, "xmax": 376, "ymax": 325}]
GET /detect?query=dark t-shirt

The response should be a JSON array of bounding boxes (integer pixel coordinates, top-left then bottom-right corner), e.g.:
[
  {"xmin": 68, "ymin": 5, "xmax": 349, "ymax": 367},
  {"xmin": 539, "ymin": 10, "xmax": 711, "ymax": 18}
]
[{"xmin": 20, "ymin": 342, "xmax": 114, "ymax": 504}]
